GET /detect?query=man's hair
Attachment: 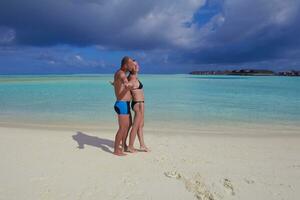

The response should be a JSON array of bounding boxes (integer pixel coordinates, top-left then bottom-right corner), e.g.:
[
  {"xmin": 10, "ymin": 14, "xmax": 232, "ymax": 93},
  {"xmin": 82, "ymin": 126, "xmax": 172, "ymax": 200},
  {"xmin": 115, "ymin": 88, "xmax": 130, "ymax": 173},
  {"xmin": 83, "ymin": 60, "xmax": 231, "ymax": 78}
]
[{"xmin": 121, "ymin": 56, "xmax": 131, "ymax": 67}]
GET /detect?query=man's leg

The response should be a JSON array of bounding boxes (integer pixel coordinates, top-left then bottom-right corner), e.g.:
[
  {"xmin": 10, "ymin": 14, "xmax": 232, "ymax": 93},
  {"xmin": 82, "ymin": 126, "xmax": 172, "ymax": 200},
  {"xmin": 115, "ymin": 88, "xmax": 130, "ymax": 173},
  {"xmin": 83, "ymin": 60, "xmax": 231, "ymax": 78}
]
[
  {"xmin": 122, "ymin": 113, "xmax": 132, "ymax": 152},
  {"xmin": 114, "ymin": 114, "xmax": 130, "ymax": 156}
]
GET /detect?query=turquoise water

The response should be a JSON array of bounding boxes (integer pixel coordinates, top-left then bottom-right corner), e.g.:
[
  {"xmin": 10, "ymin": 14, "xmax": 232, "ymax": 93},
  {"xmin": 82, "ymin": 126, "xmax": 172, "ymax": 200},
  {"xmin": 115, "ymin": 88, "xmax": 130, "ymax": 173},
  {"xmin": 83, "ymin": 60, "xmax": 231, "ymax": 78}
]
[{"xmin": 0, "ymin": 74, "xmax": 299, "ymax": 129}]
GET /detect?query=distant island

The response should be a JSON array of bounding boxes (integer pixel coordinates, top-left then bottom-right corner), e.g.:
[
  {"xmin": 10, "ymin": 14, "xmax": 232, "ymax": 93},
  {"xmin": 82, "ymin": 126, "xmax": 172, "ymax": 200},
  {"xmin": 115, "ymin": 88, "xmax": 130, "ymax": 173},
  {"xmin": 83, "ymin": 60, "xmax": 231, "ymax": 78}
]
[{"xmin": 189, "ymin": 69, "xmax": 300, "ymax": 76}]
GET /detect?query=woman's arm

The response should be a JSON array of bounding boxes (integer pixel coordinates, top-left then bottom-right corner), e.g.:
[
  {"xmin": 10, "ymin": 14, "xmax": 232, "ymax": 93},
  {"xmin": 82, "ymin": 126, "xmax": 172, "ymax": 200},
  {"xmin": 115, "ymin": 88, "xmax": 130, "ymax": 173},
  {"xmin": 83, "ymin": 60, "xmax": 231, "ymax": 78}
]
[
  {"xmin": 120, "ymin": 72, "xmax": 134, "ymax": 89},
  {"xmin": 127, "ymin": 74, "xmax": 138, "ymax": 89}
]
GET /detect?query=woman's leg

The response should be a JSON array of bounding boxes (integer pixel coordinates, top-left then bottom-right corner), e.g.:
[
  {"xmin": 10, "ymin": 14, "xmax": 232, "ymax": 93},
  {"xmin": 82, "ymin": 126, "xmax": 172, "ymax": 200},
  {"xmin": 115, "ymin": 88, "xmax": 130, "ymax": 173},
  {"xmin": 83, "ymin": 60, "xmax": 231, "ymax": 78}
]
[
  {"xmin": 127, "ymin": 107, "xmax": 142, "ymax": 153},
  {"xmin": 136, "ymin": 103, "xmax": 150, "ymax": 152}
]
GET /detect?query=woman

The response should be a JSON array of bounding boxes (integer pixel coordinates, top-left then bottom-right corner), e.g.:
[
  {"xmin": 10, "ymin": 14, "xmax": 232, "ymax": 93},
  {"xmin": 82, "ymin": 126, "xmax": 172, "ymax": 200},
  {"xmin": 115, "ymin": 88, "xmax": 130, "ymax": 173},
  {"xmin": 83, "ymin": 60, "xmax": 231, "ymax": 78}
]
[{"xmin": 127, "ymin": 62, "xmax": 150, "ymax": 152}]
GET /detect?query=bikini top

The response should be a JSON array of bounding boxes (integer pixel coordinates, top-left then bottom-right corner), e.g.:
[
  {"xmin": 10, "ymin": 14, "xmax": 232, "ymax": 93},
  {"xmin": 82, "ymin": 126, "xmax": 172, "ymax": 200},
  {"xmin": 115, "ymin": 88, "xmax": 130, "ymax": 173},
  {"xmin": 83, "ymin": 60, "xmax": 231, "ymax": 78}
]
[
  {"xmin": 133, "ymin": 79, "xmax": 143, "ymax": 90},
  {"xmin": 128, "ymin": 74, "xmax": 143, "ymax": 90}
]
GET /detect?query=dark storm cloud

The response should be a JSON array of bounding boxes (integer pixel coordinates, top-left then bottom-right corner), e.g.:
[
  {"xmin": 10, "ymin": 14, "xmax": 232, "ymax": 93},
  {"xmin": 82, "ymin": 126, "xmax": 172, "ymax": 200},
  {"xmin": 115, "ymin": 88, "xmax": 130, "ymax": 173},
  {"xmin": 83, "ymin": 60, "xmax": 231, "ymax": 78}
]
[{"xmin": 0, "ymin": 0, "xmax": 205, "ymax": 49}]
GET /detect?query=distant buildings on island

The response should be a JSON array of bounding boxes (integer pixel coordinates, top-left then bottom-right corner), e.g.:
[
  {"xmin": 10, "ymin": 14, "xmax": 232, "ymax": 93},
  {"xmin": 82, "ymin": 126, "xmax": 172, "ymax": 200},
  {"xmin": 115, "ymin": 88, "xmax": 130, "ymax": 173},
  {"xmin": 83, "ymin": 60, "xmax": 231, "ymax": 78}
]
[{"xmin": 189, "ymin": 69, "xmax": 300, "ymax": 76}]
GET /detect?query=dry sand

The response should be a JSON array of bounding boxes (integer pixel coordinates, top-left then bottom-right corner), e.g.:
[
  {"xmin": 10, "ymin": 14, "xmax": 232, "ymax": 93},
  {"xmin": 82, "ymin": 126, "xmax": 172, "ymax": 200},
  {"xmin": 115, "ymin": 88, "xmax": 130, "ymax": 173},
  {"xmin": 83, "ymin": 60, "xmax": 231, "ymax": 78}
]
[{"xmin": 0, "ymin": 125, "xmax": 299, "ymax": 200}]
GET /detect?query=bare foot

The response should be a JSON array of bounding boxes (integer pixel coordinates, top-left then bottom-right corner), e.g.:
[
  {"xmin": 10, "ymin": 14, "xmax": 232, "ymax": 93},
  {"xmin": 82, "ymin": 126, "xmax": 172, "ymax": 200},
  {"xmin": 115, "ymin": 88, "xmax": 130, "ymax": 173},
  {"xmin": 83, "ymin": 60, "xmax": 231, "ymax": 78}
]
[
  {"xmin": 114, "ymin": 148, "xmax": 127, "ymax": 156},
  {"xmin": 139, "ymin": 146, "xmax": 150, "ymax": 152},
  {"xmin": 113, "ymin": 151, "xmax": 127, "ymax": 156},
  {"xmin": 126, "ymin": 146, "xmax": 138, "ymax": 153},
  {"xmin": 123, "ymin": 145, "xmax": 128, "ymax": 152}
]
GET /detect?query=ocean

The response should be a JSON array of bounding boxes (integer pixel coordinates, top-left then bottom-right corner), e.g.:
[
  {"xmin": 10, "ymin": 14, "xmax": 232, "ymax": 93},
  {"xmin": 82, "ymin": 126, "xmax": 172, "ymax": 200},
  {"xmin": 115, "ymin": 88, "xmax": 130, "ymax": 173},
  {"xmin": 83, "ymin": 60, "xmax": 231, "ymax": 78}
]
[{"xmin": 0, "ymin": 74, "xmax": 299, "ymax": 131}]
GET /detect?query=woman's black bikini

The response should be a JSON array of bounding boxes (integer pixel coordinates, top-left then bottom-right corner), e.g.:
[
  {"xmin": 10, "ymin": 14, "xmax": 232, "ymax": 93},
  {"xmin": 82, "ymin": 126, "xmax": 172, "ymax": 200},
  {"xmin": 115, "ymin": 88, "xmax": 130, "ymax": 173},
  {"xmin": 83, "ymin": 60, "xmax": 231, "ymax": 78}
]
[{"xmin": 131, "ymin": 79, "xmax": 144, "ymax": 109}]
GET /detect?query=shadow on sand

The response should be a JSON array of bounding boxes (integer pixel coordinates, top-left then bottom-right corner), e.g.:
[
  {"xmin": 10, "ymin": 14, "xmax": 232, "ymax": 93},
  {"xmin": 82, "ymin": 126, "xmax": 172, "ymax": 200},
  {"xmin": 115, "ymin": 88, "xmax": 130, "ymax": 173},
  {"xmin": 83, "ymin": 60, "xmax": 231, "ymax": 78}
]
[{"xmin": 72, "ymin": 131, "xmax": 114, "ymax": 154}]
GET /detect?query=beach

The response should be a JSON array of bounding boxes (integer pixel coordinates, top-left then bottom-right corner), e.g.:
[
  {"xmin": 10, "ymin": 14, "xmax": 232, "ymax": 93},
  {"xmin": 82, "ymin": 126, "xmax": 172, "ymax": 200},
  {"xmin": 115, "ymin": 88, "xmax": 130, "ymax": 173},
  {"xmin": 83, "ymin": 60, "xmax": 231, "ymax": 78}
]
[
  {"xmin": 1, "ymin": 74, "xmax": 300, "ymax": 199},
  {"xmin": 2, "ymin": 0, "xmax": 300, "ymax": 198},
  {"xmin": 1, "ymin": 124, "xmax": 300, "ymax": 200}
]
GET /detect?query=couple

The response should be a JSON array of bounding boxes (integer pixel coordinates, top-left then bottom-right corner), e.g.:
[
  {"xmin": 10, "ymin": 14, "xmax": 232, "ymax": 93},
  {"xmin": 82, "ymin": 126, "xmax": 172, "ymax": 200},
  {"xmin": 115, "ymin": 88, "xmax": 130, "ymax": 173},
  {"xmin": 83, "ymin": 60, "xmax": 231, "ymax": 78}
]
[{"xmin": 112, "ymin": 56, "xmax": 149, "ymax": 156}]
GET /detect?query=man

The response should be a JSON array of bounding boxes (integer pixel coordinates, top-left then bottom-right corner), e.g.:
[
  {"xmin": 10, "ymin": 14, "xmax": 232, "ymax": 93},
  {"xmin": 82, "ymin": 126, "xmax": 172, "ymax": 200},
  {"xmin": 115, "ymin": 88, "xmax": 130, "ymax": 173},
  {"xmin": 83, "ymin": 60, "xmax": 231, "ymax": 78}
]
[{"xmin": 113, "ymin": 56, "xmax": 136, "ymax": 156}]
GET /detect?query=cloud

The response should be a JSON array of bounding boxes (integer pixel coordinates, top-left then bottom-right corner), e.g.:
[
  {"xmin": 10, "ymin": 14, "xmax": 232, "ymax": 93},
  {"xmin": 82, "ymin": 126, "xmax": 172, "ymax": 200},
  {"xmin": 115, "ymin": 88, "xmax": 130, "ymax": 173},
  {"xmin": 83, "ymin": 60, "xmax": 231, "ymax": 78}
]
[
  {"xmin": 0, "ymin": 26, "xmax": 16, "ymax": 45},
  {"xmin": 1, "ymin": 0, "xmax": 300, "ymax": 72},
  {"xmin": 0, "ymin": 45, "xmax": 115, "ymax": 74},
  {"xmin": 183, "ymin": 0, "xmax": 300, "ymax": 65},
  {"xmin": 0, "ymin": 0, "xmax": 205, "ymax": 50},
  {"xmin": 36, "ymin": 50, "xmax": 107, "ymax": 68},
  {"xmin": 75, "ymin": 55, "xmax": 83, "ymax": 61}
]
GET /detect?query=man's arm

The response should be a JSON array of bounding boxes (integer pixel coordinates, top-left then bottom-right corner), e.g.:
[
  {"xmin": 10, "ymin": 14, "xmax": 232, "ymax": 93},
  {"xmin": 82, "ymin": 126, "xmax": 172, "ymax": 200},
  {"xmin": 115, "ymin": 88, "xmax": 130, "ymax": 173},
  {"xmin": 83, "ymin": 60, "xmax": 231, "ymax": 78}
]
[{"xmin": 119, "ymin": 72, "xmax": 134, "ymax": 89}]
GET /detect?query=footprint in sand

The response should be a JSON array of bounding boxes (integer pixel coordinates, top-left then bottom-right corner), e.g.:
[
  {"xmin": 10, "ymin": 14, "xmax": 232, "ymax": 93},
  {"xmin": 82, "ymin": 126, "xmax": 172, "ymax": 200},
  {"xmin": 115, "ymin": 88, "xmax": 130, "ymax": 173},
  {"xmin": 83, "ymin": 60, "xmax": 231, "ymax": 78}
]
[
  {"xmin": 188, "ymin": 174, "xmax": 215, "ymax": 200},
  {"xmin": 244, "ymin": 178, "xmax": 255, "ymax": 184},
  {"xmin": 223, "ymin": 178, "xmax": 235, "ymax": 195},
  {"xmin": 164, "ymin": 171, "xmax": 215, "ymax": 200},
  {"xmin": 154, "ymin": 155, "xmax": 168, "ymax": 164},
  {"xmin": 164, "ymin": 171, "xmax": 182, "ymax": 179}
]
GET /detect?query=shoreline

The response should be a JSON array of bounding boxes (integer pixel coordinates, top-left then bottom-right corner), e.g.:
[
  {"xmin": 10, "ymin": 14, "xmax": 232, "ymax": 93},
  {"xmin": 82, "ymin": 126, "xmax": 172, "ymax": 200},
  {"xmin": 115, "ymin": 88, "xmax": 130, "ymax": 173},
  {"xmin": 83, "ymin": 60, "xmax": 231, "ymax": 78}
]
[{"xmin": 0, "ymin": 119, "xmax": 299, "ymax": 137}]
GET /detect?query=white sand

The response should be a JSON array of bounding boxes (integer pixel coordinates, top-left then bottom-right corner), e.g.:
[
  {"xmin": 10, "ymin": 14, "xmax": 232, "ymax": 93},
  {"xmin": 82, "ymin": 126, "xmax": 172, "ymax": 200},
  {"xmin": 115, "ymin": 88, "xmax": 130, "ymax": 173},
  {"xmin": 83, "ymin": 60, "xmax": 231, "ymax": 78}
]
[{"xmin": 0, "ymin": 125, "xmax": 300, "ymax": 200}]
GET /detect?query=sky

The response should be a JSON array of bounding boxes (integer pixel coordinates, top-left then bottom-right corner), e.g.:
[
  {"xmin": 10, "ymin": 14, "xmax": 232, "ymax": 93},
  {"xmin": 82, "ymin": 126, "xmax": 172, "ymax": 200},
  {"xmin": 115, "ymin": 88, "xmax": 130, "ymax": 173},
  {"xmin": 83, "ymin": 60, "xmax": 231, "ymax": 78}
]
[{"xmin": 0, "ymin": 0, "xmax": 300, "ymax": 74}]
